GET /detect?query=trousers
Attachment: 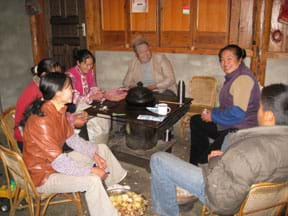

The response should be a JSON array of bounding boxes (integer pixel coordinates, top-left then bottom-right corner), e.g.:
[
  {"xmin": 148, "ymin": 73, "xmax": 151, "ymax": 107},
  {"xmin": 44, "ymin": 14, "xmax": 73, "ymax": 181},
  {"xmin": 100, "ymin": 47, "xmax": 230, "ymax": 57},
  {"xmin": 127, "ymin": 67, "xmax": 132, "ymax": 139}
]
[
  {"xmin": 189, "ymin": 114, "xmax": 233, "ymax": 165},
  {"xmin": 150, "ymin": 152, "xmax": 205, "ymax": 216},
  {"xmin": 37, "ymin": 144, "xmax": 127, "ymax": 216}
]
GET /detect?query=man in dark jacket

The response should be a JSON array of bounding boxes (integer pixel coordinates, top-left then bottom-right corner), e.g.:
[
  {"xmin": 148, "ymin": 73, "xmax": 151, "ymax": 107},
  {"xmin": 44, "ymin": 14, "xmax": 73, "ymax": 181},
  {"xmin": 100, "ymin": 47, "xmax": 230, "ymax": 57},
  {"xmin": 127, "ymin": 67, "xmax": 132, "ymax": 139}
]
[{"xmin": 150, "ymin": 83, "xmax": 288, "ymax": 216}]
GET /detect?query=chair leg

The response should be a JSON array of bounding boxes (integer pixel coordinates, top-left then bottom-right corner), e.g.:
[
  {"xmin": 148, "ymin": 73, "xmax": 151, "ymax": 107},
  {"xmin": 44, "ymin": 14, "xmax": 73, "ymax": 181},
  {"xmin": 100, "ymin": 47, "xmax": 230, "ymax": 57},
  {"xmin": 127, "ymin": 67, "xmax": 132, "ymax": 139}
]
[
  {"xmin": 74, "ymin": 192, "xmax": 83, "ymax": 216},
  {"xmin": 179, "ymin": 118, "xmax": 187, "ymax": 141}
]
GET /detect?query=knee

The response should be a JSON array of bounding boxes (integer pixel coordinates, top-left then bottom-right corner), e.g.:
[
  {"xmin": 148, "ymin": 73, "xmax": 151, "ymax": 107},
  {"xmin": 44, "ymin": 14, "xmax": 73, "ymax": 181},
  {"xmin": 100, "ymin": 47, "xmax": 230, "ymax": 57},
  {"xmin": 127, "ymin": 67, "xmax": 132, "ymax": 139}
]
[
  {"xmin": 85, "ymin": 175, "xmax": 103, "ymax": 189},
  {"xmin": 150, "ymin": 152, "xmax": 170, "ymax": 171},
  {"xmin": 190, "ymin": 114, "xmax": 202, "ymax": 129}
]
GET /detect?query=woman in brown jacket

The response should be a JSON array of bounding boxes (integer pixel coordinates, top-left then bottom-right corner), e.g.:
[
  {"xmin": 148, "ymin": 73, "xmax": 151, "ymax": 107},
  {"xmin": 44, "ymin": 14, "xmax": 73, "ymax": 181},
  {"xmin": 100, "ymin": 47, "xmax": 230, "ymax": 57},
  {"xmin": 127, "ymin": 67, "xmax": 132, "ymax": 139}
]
[{"xmin": 22, "ymin": 72, "xmax": 126, "ymax": 216}]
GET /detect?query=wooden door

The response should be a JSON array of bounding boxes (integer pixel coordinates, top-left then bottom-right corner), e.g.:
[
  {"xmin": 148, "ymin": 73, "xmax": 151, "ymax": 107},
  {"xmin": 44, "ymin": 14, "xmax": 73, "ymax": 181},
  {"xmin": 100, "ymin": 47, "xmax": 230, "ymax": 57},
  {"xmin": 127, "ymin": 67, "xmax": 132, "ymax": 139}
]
[
  {"xmin": 129, "ymin": 0, "xmax": 158, "ymax": 47},
  {"xmin": 45, "ymin": 0, "xmax": 86, "ymax": 70},
  {"xmin": 160, "ymin": 0, "xmax": 192, "ymax": 47},
  {"xmin": 192, "ymin": 0, "xmax": 230, "ymax": 49},
  {"xmin": 100, "ymin": 0, "xmax": 127, "ymax": 47}
]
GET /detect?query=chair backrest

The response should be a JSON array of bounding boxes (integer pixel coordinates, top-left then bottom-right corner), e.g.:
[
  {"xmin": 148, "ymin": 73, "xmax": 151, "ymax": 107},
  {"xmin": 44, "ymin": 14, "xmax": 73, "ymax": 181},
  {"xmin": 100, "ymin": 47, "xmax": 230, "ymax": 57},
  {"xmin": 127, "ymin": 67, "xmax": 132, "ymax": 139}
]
[
  {"xmin": 0, "ymin": 107, "xmax": 21, "ymax": 154},
  {"xmin": 189, "ymin": 76, "xmax": 217, "ymax": 107},
  {"xmin": 0, "ymin": 145, "xmax": 39, "ymax": 200},
  {"xmin": 237, "ymin": 182, "xmax": 288, "ymax": 216}
]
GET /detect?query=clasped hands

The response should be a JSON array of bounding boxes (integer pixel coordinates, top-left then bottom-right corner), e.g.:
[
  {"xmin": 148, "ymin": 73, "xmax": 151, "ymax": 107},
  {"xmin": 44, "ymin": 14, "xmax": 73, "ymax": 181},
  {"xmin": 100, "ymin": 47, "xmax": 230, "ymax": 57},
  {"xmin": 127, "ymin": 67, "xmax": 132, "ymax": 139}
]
[{"xmin": 91, "ymin": 153, "xmax": 108, "ymax": 180}]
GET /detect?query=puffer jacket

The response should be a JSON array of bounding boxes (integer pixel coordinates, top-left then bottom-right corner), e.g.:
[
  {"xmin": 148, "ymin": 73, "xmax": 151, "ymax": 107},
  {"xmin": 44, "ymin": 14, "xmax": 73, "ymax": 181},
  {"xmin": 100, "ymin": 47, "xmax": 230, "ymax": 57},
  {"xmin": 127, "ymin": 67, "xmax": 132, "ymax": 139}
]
[
  {"xmin": 202, "ymin": 126, "xmax": 288, "ymax": 215},
  {"xmin": 23, "ymin": 101, "xmax": 74, "ymax": 187}
]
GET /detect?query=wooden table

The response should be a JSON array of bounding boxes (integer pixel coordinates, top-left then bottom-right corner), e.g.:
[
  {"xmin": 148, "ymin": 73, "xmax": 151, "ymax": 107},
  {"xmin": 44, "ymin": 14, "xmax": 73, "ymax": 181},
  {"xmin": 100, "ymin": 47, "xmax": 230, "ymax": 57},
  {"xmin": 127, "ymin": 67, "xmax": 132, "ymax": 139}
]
[{"xmin": 85, "ymin": 95, "xmax": 192, "ymax": 169}]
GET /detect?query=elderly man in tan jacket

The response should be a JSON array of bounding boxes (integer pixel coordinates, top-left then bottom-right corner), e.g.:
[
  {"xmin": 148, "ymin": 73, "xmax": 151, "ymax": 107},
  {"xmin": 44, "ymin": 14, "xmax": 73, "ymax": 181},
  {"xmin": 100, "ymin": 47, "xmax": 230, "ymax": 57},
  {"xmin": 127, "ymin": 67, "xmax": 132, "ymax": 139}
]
[{"xmin": 123, "ymin": 38, "xmax": 177, "ymax": 96}]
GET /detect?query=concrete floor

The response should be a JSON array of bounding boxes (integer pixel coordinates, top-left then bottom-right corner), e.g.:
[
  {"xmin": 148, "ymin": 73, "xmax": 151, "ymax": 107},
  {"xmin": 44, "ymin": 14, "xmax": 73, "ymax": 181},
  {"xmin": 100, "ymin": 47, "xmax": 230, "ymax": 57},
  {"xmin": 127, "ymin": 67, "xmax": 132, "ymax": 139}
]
[{"xmin": 0, "ymin": 123, "xmax": 204, "ymax": 216}]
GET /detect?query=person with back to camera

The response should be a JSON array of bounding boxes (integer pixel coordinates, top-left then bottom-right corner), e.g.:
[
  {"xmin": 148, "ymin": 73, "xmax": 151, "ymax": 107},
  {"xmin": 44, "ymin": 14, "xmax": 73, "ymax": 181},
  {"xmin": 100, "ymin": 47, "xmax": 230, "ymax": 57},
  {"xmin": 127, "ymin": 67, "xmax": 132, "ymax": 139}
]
[
  {"xmin": 21, "ymin": 72, "xmax": 127, "ymax": 216},
  {"xmin": 14, "ymin": 58, "xmax": 88, "ymax": 151},
  {"xmin": 189, "ymin": 44, "xmax": 261, "ymax": 165},
  {"xmin": 150, "ymin": 83, "xmax": 288, "ymax": 216},
  {"xmin": 123, "ymin": 38, "xmax": 177, "ymax": 96}
]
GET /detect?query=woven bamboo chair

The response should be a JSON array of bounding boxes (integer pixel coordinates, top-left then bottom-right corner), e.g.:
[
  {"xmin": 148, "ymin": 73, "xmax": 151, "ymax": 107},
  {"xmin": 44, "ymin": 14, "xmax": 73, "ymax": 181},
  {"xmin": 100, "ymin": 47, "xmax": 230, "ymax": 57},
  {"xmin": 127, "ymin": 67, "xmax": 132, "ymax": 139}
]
[
  {"xmin": 179, "ymin": 76, "xmax": 217, "ymax": 139},
  {"xmin": 0, "ymin": 107, "xmax": 21, "ymax": 154},
  {"xmin": 201, "ymin": 182, "xmax": 288, "ymax": 216},
  {"xmin": 0, "ymin": 145, "xmax": 83, "ymax": 216}
]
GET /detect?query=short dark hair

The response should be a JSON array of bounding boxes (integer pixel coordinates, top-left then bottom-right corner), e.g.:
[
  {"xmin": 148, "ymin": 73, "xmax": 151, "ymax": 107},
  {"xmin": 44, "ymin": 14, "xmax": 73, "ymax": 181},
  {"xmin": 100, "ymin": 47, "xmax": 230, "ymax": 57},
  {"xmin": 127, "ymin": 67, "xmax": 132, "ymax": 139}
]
[
  {"xmin": 72, "ymin": 48, "xmax": 95, "ymax": 65},
  {"xmin": 132, "ymin": 38, "xmax": 149, "ymax": 53},
  {"xmin": 261, "ymin": 83, "xmax": 288, "ymax": 125},
  {"xmin": 218, "ymin": 44, "xmax": 246, "ymax": 62}
]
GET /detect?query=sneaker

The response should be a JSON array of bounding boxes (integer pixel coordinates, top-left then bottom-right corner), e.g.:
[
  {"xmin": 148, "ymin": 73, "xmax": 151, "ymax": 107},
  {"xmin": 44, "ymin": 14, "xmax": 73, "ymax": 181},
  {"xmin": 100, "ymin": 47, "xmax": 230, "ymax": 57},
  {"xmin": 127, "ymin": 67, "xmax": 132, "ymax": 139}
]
[
  {"xmin": 106, "ymin": 184, "xmax": 131, "ymax": 191},
  {"xmin": 176, "ymin": 187, "xmax": 198, "ymax": 205}
]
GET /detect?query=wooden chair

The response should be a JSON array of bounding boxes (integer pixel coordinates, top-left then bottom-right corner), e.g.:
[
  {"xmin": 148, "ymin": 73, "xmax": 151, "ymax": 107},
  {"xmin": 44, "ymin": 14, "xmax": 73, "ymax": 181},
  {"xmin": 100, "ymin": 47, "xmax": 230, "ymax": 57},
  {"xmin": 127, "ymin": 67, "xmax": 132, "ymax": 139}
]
[
  {"xmin": 0, "ymin": 145, "xmax": 83, "ymax": 216},
  {"xmin": 179, "ymin": 76, "xmax": 217, "ymax": 139},
  {"xmin": 0, "ymin": 107, "xmax": 21, "ymax": 154},
  {"xmin": 201, "ymin": 182, "xmax": 288, "ymax": 216}
]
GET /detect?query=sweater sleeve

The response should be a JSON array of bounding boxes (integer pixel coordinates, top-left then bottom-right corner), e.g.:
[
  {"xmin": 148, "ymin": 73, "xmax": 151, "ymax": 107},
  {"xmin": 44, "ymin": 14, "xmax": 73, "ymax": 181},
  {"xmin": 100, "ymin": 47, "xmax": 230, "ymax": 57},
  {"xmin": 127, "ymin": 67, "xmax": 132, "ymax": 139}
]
[
  {"xmin": 51, "ymin": 153, "xmax": 91, "ymax": 176},
  {"xmin": 211, "ymin": 106, "xmax": 245, "ymax": 126},
  {"xmin": 155, "ymin": 55, "xmax": 176, "ymax": 90},
  {"xmin": 66, "ymin": 133, "xmax": 98, "ymax": 159}
]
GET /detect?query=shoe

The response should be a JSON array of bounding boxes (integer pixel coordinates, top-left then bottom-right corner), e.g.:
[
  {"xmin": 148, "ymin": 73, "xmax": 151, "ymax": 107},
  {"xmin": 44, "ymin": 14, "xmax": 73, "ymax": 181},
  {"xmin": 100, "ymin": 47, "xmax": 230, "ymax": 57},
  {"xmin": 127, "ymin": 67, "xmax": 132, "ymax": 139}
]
[
  {"xmin": 106, "ymin": 184, "xmax": 131, "ymax": 191},
  {"xmin": 176, "ymin": 187, "xmax": 198, "ymax": 205}
]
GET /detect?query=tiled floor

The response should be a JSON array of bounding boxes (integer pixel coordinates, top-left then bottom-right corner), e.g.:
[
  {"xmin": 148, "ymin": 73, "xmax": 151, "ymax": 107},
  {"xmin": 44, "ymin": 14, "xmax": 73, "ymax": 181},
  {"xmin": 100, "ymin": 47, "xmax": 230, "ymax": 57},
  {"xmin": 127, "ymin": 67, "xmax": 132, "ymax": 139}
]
[{"xmin": 0, "ymin": 124, "xmax": 204, "ymax": 216}]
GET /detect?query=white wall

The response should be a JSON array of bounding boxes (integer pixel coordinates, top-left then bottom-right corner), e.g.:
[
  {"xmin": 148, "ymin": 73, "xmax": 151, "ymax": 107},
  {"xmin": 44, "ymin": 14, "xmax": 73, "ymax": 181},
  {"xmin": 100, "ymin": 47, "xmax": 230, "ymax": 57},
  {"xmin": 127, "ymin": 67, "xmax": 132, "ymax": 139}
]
[{"xmin": 95, "ymin": 51, "xmax": 254, "ymax": 96}]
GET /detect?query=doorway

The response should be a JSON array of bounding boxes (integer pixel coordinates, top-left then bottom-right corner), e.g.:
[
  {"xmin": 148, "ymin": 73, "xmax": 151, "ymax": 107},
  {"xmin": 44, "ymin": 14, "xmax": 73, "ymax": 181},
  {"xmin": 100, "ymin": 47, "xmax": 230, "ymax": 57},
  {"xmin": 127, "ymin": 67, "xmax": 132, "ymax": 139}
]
[{"xmin": 44, "ymin": 0, "xmax": 86, "ymax": 71}]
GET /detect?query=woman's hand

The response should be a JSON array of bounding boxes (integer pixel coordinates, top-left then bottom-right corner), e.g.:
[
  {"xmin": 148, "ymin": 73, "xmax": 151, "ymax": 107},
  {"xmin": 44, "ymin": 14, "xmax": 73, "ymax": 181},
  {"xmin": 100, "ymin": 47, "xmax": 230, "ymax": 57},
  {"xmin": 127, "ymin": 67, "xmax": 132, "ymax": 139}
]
[
  {"xmin": 201, "ymin": 109, "xmax": 212, "ymax": 122},
  {"xmin": 94, "ymin": 153, "xmax": 107, "ymax": 170},
  {"xmin": 90, "ymin": 91, "xmax": 105, "ymax": 101},
  {"xmin": 208, "ymin": 150, "xmax": 224, "ymax": 161},
  {"xmin": 72, "ymin": 111, "xmax": 88, "ymax": 128},
  {"xmin": 91, "ymin": 167, "xmax": 108, "ymax": 180}
]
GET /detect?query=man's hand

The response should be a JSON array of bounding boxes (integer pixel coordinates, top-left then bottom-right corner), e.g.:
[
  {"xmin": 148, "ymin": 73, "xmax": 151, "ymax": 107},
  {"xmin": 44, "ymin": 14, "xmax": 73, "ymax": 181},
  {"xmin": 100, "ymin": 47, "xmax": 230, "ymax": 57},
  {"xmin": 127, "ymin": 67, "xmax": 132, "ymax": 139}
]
[
  {"xmin": 94, "ymin": 153, "xmax": 107, "ymax": 170},
  {"xmin": 208, "ymin": 150, "xmax": 224, "ymax": 161},
  {"xmin": 72, "ymin": 111, "xmax": 88, "ymax": 128},
  {"xmin": 201, "ymin": 109, "xmax": 212, "ymax": 122}
]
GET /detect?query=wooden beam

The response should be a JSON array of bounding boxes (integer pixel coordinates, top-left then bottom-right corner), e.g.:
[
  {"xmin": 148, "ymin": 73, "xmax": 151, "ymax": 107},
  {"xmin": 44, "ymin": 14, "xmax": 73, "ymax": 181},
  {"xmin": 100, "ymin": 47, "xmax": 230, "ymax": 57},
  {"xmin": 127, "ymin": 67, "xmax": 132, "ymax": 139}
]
[
  {"xmin": 258, "ymin": 0, "xmax": 273, "ymax": 85},
  {"xmin": 29, "ymin": 0, "xmax": 48, "ymax": 64},
  {"xmin": 85, "ymin": 0, "xmax": 101, "ymax": 51},
  {"xmin": 250, "ymin": 0, "xmax": 262, "ymax": 79}
]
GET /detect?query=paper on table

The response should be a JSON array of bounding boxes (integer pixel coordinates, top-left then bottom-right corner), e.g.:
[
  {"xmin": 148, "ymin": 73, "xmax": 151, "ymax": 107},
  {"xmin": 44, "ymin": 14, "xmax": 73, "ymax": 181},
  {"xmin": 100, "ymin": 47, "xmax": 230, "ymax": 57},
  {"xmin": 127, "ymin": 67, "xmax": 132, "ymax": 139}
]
[{"xmin": 137, "ymin": 115, "xmax": 165, "ymax": 122}]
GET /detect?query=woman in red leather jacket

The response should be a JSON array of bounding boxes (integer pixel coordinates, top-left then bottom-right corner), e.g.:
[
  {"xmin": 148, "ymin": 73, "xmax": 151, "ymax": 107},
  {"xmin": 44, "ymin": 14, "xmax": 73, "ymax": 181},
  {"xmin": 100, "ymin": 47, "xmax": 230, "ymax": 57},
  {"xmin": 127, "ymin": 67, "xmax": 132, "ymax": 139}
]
[{"xmin": 21, "ymin": 72, "xmax": 127, "ymax": 216}]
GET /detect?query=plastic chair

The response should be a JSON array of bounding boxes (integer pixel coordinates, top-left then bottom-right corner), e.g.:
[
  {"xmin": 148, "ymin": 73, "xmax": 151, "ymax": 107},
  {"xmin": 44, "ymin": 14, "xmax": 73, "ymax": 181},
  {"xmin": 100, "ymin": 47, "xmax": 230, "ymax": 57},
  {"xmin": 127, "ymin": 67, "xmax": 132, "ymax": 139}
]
[
  {"xmin": 0, "ymin": 145, "xmax": 83, "ymax": 216},
  {"xmin": 0, "ymin": 107, "xmax": 21, "ymax": 154},
  {"xmin": 201, "ymin": 182, "xmax": 288, "ymax": 216},
  {"xmin": 179, "ymin": 76, "xmax": 217, "ymax": 139}
]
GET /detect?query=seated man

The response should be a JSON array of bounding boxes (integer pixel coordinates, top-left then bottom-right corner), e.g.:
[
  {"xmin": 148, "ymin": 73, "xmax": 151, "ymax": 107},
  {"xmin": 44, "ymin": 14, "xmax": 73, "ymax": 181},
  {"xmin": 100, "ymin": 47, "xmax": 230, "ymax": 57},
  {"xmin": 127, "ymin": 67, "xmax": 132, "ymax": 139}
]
[
  {"xmin": 150, "ymin": 83, "xmax": 288, "ymax": 216},
  {"xmin": 123, "ymin": 38, "xmax": 177, "ymax": 96}
]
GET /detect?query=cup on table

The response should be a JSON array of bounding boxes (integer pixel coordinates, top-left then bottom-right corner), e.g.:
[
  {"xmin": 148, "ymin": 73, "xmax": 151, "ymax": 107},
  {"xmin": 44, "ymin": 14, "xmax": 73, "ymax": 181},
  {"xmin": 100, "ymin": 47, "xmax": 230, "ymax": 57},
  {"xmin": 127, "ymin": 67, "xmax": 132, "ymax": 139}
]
[{"xmin": 156, "ymin": 103, "xmax": 171, "ymax": 115}]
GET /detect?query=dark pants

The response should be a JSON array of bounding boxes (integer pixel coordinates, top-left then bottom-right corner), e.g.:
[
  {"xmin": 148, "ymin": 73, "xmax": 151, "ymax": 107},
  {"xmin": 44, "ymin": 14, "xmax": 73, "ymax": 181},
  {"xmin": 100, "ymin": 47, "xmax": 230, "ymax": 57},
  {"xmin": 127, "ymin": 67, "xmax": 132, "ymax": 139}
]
[{"xmin": 189, "ymin": 114, "xmax": 235, "ymax": 165}]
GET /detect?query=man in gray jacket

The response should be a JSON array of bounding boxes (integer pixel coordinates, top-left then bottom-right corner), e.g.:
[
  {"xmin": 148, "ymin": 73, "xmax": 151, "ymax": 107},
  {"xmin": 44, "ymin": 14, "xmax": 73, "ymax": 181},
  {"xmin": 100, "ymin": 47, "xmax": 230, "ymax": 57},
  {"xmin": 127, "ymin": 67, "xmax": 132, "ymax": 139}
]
[{"xmin": 150, "ymin": 83, "xmax": 288, "ymax": 216}]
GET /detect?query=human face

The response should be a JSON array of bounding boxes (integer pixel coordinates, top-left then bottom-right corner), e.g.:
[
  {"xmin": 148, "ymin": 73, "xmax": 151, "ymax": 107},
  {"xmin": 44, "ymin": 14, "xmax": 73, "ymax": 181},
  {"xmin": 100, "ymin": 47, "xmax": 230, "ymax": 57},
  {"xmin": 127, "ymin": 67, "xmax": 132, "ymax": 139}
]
[
  {"xmin": 55, "ymin": 80, "xmax": 73, "ymax": 105},
  {"xmin": 77, "ymin": 57, "xmax": 94, "ymax": 74},
  {"xmin": 135, "ymin": 44, "xmax": 152, "ymax": 63},
  {"xmin": 220, "ymin": 50, "xmax": 241, "ymax": 74}
]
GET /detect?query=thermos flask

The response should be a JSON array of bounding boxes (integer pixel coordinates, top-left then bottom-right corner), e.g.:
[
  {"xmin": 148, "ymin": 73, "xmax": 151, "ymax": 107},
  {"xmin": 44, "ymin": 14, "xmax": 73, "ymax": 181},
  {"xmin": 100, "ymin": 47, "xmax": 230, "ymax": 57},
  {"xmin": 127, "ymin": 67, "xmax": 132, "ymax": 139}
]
[{"xmin": 177, "ymin": 80, "xmax": 185, "ymax": 104}]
